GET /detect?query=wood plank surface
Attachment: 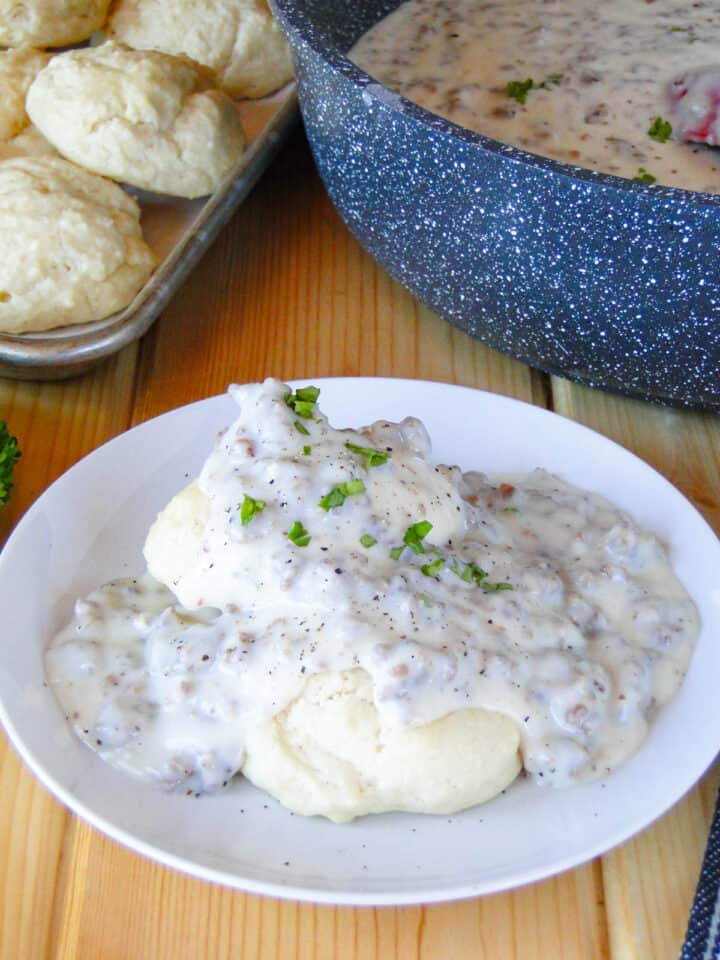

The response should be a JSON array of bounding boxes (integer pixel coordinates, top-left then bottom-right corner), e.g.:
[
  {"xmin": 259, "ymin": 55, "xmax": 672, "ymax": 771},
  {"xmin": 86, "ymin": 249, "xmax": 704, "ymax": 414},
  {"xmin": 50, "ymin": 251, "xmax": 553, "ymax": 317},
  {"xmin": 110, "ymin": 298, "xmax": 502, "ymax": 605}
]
[
  {"xmin": 0, "ymin": 347, "xmax": 138, "ymax": 960},
  {"xmin": 0, "ymin": 130, "xmax": 716, "ymax": 960},
  {"xmin": 550, "ymin": 379, "xmax": 720, "ymax": 960}
]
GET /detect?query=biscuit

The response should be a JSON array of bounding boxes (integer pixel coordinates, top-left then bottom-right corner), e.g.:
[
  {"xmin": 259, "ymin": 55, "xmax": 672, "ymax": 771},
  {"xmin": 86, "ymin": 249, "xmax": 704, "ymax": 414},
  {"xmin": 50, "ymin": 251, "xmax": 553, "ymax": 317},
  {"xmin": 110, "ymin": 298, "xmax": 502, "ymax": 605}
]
[
  {"xmin": 107, "ymin": 0, "xmax": 293, "ymax": 99},
  {"xmin": 26, "ymin": 43, "xmax": 246, "ymax": 199},
  {"xmin": 0, "ymin": 125, "xmax": 55, "ymax": 160},
  {"xmin": 0, "ymin": 0, "xmax": 111, "ymax": 47},
  {"xmin": 242, "ymin": 668, "xmax": 522, "ymax": 822},
  {"xmin": 0, "ymin": 156, "xmax": 155, "ymax": 334},
  {"xmin": 0, "ymin": 48, "xmax": 55, "ymax": 159},
  {"xmin": 144, "ymin": 482, "xmax": 209, "ymax": 589}
]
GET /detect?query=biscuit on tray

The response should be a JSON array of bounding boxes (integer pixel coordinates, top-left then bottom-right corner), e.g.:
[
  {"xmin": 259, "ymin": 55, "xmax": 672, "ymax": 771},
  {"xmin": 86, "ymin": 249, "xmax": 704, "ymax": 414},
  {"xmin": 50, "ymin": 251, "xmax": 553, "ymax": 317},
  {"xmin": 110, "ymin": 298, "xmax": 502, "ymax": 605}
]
[
  {"xmin": 0, "ymin": 157, "xmax": 155, "ymax": 334},
  {"xmin": 107, "ymin": 0, "xmax": 293, "ymax": 99},
  {"xmin": 26, "ymin": 42, "xmax": 246, "ymax": 199},
  {"xmin": 0, "ymin": 0, "xmax": 111, "ymax": 47},
  {"xmin": 0, "ymin": 48, "xmax": 55, "ymax": 161}
]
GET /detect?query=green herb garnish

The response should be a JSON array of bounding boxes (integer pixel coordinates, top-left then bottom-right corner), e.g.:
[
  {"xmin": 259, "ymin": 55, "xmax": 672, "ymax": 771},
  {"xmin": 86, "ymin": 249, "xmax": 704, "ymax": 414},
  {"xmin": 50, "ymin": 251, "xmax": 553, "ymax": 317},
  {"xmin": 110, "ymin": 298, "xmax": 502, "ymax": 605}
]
[
  {"xmin": 633, "ymin": 167, "xmax": 657, "ymax": 185},
  {"xmin": 450, "ymin": 559, "xmax": 512, "ymax": 592},
  {"xmin": 303, "ymin": 445, "xmax": 312, "ymax": 456},
  {"xmin": 0, "ymin": 421, "xmax": 20, "ymax": 506},
  {"xmin": 345, "ymin": 442, "xmax": 390, "ymax": 469},
  {"xmin": 240, "ymin": 494, "xmax": 266, "ymax": 526},
  {"xmin": 450, "ymin": 560, "xmax": 487, "ymax": 584},
  {"xmin": 294, "ymin": 419, "xmax": 310, "ymax": 436},
  {"xmin": 285, "ymin": 385, "xmax": 320, "ymax": 419},
  {"xmin": 648, "ymin": 117, "xmax": 672, "ymax": 143},
  {"xmin": 359, "ymin": 534, "xmax": 377, "ymax": 548},
  {"xmin": 506, "ymin": 74, "xmax": 562, "ymax": 104},
  {"xmin": 287, "ymin": 520, "xmax": 311, "ymax": 547},
  {"xmin": 390, "ymin": 546, "xmax": 404, "ymax": 561},
  {"xmin": 506, "ymin": 77, "xmax": 535, "ymax": 104},
  {"xmin": 318, "ymin": 479, "xmax": 366, "ymax": 511},
  {"xmin": 403, "ymin": 520, "xmax": 433, "ymax": 554},
  {"xmin": 481, "ymin": 580, "xmax": 513, "ymax": 593},
  {"xmin": 421, "ymin": 557, "xmax": 445, "ymax": 578}
]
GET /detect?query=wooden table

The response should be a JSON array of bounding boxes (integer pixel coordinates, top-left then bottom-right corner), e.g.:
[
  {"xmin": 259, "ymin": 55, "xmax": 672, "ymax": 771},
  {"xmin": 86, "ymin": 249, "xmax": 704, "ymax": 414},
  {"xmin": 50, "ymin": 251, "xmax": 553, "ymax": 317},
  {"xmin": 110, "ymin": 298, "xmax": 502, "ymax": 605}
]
[{"xmin": 1, "ymin": 128, "xmax": 718, "ymax": 960}]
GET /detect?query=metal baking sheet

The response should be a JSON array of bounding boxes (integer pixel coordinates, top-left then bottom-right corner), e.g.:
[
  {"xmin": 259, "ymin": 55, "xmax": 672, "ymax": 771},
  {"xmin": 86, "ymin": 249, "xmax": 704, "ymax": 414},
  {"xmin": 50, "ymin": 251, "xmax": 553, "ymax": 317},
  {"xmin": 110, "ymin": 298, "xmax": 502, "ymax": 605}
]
[{"xmin": 0, "ymin": 87, "xmax": 298, "ymax": 381}]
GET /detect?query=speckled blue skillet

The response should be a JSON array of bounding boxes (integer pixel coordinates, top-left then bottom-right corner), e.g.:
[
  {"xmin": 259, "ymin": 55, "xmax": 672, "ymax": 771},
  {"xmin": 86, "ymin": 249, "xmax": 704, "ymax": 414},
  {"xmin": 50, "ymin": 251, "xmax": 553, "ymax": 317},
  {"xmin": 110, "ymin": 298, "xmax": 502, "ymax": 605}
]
[{"xmin": 271, "ymin": 0, "xmax": 720, "ymax": 411}]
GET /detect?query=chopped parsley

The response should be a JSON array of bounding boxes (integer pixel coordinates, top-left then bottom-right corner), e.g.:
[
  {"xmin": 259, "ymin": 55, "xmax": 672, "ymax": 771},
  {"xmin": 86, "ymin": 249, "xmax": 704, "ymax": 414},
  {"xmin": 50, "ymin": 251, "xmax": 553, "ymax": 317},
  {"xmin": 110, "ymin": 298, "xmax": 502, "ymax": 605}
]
[
  {"xmin": 506, "ymin": 73, "xmax": 562, "ymax": 104},
  {"xmin": 633, "ymin": 167, "xmax": 657, "ymax": 185},
  {"xmin": 285, "ymin": 385, "xmax": 320, "ymax": 419},
  {"xmin": 390, "ymin": 546, "xmax": 404, "ymax": 561},
  {"xmin": 648, "ymin": 117, "xmax": 672, "ymax": 143},
  {"xmin": 240, "ymin": 494, "xmax": 266, "ymax": 526},
  {"xmin": 481, "ymin": 580, "xmax": 513, "ymax": 593},
  {"xmin": 345, "ymin": 442, "xmax": 390, "ymax": 469},
  {"xmin": 421, "ymin": 557, "xmax": 445, "ymax": 578},
  {"xmin": 287, "ymin": 520, "xmax": 311, "ymax": 547},
  {"xmin": 294, "ymin": 420, "xmax": 310, "ymax": 436},
  {"xmin": 451, "ymin": 559, "xmax": 511, "ymax": 592},
  {"xmin": 403, "ymin": 520, "xmax": 433, "ymax": 554},
  {"xmin": 303, "ymin": 445, "xmax": 312, "ymax": 456},
  {"xmin": 359, "ymin": 533, "xmax": 377, "ymax": 548},
  {"xmin": 506, "ymin": 77, "xmax": 534, "ymax": 104},
  {"xmin": 450, "ymin": 560, "xmax": 487, "ymax": 584},
  {"xmin": 318, "ymin": 478, "xmax": 366, "ymax": 511}
]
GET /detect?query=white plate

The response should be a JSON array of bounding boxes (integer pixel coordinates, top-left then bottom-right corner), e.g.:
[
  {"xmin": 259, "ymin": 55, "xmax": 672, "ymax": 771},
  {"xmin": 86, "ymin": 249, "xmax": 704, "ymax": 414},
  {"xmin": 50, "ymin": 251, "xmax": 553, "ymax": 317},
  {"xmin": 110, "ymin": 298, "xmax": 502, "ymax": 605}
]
[{"xmin": 1, "ymin": 378, "xmax": 719, "ymax": 905}]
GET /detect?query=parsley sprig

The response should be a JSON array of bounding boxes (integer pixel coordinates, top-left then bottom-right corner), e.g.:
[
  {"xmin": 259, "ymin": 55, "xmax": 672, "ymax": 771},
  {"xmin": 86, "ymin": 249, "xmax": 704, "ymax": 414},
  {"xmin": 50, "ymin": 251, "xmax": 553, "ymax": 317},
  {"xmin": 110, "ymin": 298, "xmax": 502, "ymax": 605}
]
[
  {"xmin": 240, "ymin": 494, "xmax": 266, "ymax": 526},
  {"xmin": 0, "ymin": 421, "xmax": 20, "ymax": 506},
  {"xmin": 345, "ymin": 442, "xmax": 390, "ymax": 469},
  {"xmin": 318, "ymin": 479, "xmax": 366, "ymax": 511},
  {"xmin": 285, "ymin": 385, "xmax": 320, "ymax": 419},
  {"xmin": 360, "ymin": 533, "xmax": 377, "ymax": 548}
]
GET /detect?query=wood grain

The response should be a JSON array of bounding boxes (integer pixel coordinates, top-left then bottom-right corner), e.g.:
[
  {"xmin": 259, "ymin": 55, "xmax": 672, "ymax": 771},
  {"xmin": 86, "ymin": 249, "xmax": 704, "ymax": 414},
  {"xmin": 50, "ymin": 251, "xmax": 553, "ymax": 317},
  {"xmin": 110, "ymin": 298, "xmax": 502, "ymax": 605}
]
[
  {"xmin": 0, "ymin": 346, "xmax": 138, "ymax": 960},
  {"xmin": 550, "ymin": 378, "xmax": 720, "ymax": 959},
  {"xmin": 1, "ymin": 130, "xmax": 716, "ymax": 959}
]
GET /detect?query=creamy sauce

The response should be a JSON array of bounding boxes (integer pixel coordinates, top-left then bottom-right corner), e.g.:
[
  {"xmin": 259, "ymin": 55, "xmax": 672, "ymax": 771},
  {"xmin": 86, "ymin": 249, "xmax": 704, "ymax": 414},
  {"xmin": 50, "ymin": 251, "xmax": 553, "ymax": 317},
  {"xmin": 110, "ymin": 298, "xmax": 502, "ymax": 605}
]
[
  {"xmin": 46, "ymin": 379, "xmax": 698, "ymax": 804},
  {"xmin": 350, "ymin": 0, "xmax": 720, "ymax": 192}
]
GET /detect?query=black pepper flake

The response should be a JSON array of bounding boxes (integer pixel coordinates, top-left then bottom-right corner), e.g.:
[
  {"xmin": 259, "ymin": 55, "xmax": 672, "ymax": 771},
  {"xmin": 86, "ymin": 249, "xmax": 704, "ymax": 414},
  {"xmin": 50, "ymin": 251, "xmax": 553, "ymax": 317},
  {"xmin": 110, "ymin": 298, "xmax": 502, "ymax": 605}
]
[
  {"xmin": 202, "ymin": 654, "xmax": 209, "ymax": 661},
  {"xmin": 334, "ymin": 568, "xmax": 343, "ymax": 575}
]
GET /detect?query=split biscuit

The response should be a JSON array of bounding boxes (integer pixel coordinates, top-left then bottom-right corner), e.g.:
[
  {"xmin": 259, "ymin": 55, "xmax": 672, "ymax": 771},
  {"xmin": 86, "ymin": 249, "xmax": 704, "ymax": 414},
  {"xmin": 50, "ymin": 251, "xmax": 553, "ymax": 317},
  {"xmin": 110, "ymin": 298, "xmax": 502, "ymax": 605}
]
[
  {"xmin": 0, "ymin": 0, "xmax": 111, "ymax": 47},
  {"xmin": 26, "ymin": 42, "xmax": 246, "ymax": 199},
  {"xmin": 108, "ymin": 0, "xmax": 293, "ymax": 99},
  {"xmin": 0, "ymin": 156, "xmax": 155, "ymax": 334}
]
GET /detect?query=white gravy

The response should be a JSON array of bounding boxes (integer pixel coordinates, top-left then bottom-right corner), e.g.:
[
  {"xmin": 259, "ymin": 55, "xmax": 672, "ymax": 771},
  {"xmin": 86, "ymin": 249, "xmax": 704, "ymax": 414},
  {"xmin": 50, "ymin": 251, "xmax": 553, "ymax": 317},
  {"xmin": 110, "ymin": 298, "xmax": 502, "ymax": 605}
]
[
  {"xmin": 46, "ymin": 379, "xmax": 698, "ymax": 801},
  {"xmin": 350, "ymin": 0, "xmax": 720, "ymax": 192}
]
